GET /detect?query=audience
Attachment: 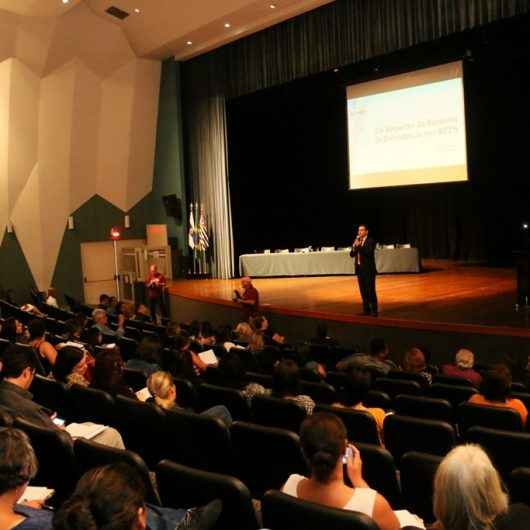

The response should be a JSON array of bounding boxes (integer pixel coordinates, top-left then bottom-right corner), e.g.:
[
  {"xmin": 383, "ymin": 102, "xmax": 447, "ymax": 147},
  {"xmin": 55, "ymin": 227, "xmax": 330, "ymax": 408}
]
[
  {"xmin": 432, "ymin": 444, "xmax": 530, "ymax": 530},
  {"xmin": 164, "ymin": 335, "xmax": 207, "ymax": 381},
  {"xmin": 96, "ymin": 294, "xmax": 110, "ymax": 310},
  {"xmin": 62, "ymin": 319, "xmax": 83, "ymax": 342},
  {"xmin": 333, "ymin": 370, "xmax": 386, "ymax": 445},
  {"xmin": 189, "ymin": 323, "xmax": 216, "ymax": 353},
  {"xmin": 126, "ymin": 336, "xmax": 162, "ymax": 376},
  {"xmin": 92, "ymin": 308, "xmax": 125, "ymax": 338},
  {"xmin": 233, "ymin": 276, "xmax": 260, "ymax": 318},
  {"xmin": 53, "ymin": 463, "xmax": 222, "ymax": 530},
  {"xmin": 52, "ymin": 346, "xmax": 90, "ymax": 389},
  {"xmin": 45, "ymin": 288, "xmax": 59, "ymax": 309},
  {"xmin": 336, "ymin": 337, "xmax": 396, "ymax": 375},
  {"xmin": 468, "ymin": 364, "xmax": 528, "ymax": 427},
  {"xmin": 134, "ymin": 303, "xmax": 153, "ymax": 323},
  {"xmin": 0, "ymin": 345, "xmax": 124, "ymax": 448},
  {"xmin": 147, "ymin": 371, "xmax": 233, "ymax": 425},
  {"xmin": 28, "ymin": 319, "xmax": 57, "ymax": 372},
  {"xmin": 282, "ymin": 413, "xmax": 399, "ymax": 530},
  {"xmin": 1, "ymin": 317, "xmax": 27, "ymax": 344},
  {"xmin": 233, "ymin": 321, "xmax": 253, "ymax": 343},
  {"xmin": 92, "ymin": 346, "xmax": 136, "ymax": 400},
  {"xmin": 0, "ymin": 427, "xmax": 48, "ymax": 530},
  {"xmin": 401, "ymin": 346, "xmax": 437, "ymax": 384},
  {"xmin": 441, "ymin": 348, "xmax": 482, "ymax": 386},
  {"xmin": 271, "ymin": 359, "xmax": 315, "ymax": 414},
  {"xmin": 107, "ymin": 296, "xmax": 118, "ymax": 316}
]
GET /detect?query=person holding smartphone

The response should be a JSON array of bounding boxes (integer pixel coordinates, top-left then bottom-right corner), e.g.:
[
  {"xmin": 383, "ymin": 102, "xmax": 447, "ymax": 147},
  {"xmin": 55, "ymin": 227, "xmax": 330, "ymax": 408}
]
[{"xmin": 282, "ymin": 413, "xmax": 399, "ymax": 530}]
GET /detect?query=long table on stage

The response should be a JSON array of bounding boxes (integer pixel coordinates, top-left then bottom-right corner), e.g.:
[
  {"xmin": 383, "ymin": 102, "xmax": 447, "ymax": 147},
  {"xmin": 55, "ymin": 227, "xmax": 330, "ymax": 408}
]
[{"xmin": 239, "ymin": 248, "xmax": 420, "ymax": 277}]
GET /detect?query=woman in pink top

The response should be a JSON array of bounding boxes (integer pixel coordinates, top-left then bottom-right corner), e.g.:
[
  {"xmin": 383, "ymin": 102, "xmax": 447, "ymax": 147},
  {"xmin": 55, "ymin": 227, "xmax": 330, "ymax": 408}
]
[
  {"xmin": 282, "ymin": 413, "xmax": 399, "ymax": 530},
  {"xmin": 441, "ymin": 349, "xmax": 482, "ymax": 387}
]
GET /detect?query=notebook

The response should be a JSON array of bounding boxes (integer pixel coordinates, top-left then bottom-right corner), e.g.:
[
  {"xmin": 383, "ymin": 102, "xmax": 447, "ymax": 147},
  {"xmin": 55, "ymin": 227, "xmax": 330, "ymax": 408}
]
[
  {"xmin": 198, "ymin": 349, "xmax": 218, "ymax": 366},
  {"xmin": 21, "ymin": 487, "xmax": 54, "ymax": 503},
  {"xmin": 65, "ymin": 422, "xmax": 107, "ymax": 440},
  {"xmin": 136, "ymin": 387, "xmax": 152, "ymax": 402}
]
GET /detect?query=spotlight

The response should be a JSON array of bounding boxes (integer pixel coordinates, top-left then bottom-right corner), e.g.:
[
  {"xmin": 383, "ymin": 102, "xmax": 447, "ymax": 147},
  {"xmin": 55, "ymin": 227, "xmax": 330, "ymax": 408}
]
[
  {"xmin": 224, "ymin": 22, "xmax": 231, "ymax": 28},
  {"xmin": 186, "ymin": 41, "xmax": 193, "ymax": 46},
  {"xmin": 269, "ymin": 3, "xmax": 277, "ymax": 8},
  {"xmin": 62, "ymin": 0, "xmax": 70, "ymax": 4},
  {"xmin": 134, "ymin": 8, "xmax": 141, "ymax": 13},
  {"xmin": 522, "ymin": 222, "xmax": 529, "ymax": 231}
]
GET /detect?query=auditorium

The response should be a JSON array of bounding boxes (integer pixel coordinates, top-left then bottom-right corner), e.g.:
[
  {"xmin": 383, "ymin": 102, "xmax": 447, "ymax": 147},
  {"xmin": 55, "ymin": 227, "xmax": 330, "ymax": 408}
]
[{"xmin": 1, "ymin": 1, "xmax": 530, "ymax": 529}]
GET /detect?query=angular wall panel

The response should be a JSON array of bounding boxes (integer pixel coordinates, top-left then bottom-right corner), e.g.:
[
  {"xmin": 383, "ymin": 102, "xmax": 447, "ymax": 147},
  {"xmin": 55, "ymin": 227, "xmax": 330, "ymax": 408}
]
[
  {"xmin": 0, "ymin": 59, "xmax": 10, "ymax": 236},
  {"xmin": 0, "ymin": 10, "xmax": 17, "ymax": 64},
  {"xmin": 15, "ymin": 16, "xmax": 55, "ymax": 76}
]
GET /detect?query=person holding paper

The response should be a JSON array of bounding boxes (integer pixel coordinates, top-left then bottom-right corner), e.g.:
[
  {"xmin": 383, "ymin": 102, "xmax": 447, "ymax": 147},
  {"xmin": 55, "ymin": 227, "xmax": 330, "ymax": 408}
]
[
  {"xmin": 233, "ymin": 276, "xmax": 260, "ymax": 319},
  {"xmin": 350, "ymin": 224, "xmax": 378, "ymax": 316},
  {"xmin": 145, "ymin": 264, "xmax": 167, "ymax": 324}
]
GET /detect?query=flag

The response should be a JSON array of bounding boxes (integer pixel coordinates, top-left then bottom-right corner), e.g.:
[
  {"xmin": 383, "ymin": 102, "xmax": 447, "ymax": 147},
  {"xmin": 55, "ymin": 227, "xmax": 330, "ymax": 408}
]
[
  {"xmin": 198, "ymin": 205, "xmax": 209, "ymax": 252},
  {"xmin": 188, "ymin": 205, "xmax": 195, "ymax": 249}
]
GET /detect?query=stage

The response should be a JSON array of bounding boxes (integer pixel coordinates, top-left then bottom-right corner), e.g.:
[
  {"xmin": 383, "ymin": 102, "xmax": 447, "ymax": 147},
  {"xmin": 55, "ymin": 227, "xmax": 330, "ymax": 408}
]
[{"xmin": 168, "ymin": 261, "xmax": 530, "ymax": 364}]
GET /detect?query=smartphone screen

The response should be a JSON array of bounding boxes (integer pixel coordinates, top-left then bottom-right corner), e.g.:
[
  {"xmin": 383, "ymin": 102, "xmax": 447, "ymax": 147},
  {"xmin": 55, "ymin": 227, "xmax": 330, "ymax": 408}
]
[
  {"xmin": 342, "ymin": 446, "xmax": 353, "ymax": 464},
  {"xmin": 52, "ymin": 417, "xmax": 65, "ymax": 427}
]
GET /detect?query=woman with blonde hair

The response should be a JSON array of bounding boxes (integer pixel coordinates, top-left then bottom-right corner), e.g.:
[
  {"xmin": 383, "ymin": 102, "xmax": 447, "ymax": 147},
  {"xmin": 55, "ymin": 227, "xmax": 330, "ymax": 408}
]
[
  {"xmin": 432, "ymin": 444, "xmax": 530, "ymax": 530},
  {"xmin": 147, "ymin": 371, "xmax": 232, "ymax": 425}
]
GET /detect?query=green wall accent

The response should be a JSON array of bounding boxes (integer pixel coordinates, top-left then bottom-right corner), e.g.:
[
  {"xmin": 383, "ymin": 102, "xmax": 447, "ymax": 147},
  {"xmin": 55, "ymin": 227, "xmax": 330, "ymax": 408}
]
[
  {"xmin": 0, "ymin": 230, "xmax": 37, "ymax": 304},
  {"xmin": 1, "ymin": 58, "xmax": 187, "ymax": 305}
]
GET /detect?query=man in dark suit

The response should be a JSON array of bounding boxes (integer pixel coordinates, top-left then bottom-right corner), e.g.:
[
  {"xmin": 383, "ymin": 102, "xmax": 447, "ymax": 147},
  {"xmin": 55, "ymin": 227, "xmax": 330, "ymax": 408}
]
[{"xmin": 350, "ymin": 224, "xmax": 378, "ymax": 316}]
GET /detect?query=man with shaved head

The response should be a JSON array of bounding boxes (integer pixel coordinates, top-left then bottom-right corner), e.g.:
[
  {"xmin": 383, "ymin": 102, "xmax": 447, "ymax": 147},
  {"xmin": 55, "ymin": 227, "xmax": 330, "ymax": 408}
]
[{"xmin": 234, "ymin": 276, "xmax": 260, "ymax": 319}]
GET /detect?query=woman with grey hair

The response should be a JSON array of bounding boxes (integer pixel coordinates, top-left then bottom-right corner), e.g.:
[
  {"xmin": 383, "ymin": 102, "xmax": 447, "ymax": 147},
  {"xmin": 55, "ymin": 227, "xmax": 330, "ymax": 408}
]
[
  {"xmin": 0, "ymin": 427, "xmax": 52, "ymax": 529},
  {"xmin": 441, "ymin": 348, "xmax": 482, "ymax": 387},
  {"xmin": 432, "ymin": 444, "xmax": 530, "ymax": 530}
]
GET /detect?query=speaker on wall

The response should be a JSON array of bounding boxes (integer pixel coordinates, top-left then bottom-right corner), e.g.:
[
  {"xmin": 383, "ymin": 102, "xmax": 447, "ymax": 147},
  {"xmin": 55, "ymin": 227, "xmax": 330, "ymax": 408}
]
[{"xmin": 162, "ymin": 194, "xmax": 182, "ymax": 224}]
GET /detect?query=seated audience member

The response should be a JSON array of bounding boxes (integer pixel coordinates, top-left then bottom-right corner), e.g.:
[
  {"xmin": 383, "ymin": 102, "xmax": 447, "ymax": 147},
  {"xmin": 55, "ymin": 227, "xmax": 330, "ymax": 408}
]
[
  {"xmin": 63, "ymin": 319, "xmax": 83, "ymax": 342},
  {"xmin": 333, "ymin": 370, "xmax": 386, "ymax": 445},
  {"xmin": 0, "ymin": 345, "xmax": 124, "ymax": 449},
  {"xmin": 0, "ymin": 427, "xmax": 52, "ymax": 530},
  {"xmin": 97, "ymin": 294, "xmax": 110, "ymax": 310},
  {"xmin": 441, "ymin": 348, "xmax": 482, "ymax": 387},
  {"xmin": 164, "ymin": 334, "xmax": 208, "ymax": 381},
  {"xmin": 215, "ymin": 326, "xmax": 240, "ymax": 352},
  {"xmin": 53, "ymin": 463, "xmax": 222, "ymax": 530},
  {"xmin": 92, "ymin": 346, "xmax": 136, "ymax": 400},
  {"xmin": 432, "ymin": 444, "xmax": 530, "ymax": 530},
  {"xmin": 45, "ymin": 288, "xmax": 59, "ymax": 309},
  {"xmin": 28, "ymin": 319, "xmax": 57, "ymax": 373},
  {"xmin": 401, "ymin": 346, "xmax": 437, "ymax": 384},
  {"xmin": 189, "ymin": 323, "xmax": 216, "ymax": 353},
  {"xmin": 303, "ymin": 361, "xmax": 327, "ymax": 382},
  {"xmin": 272, "ymin": 359, "xmax": 315, "ymax": 414},
  {"xmin": 134, "ymin": 303, "xmax": 153, "ymax": 323},
  {"xmin": 147, "ymin": 371, "xmax": 232, "ymax": 425},
  {"xmin": 216, "ymin": 352, "xmax": 269, "ymax": 403},
  {"xmin": 468, "ymin": 364, "xmax": 528, "ymax": 427},
  {"xmin": 233, "ymin": 321, "xmax": 253, "ymax": 344},
  {"xmin": 126, "ymin": 336, "xmax": 162, "ymax": 376},
  {"xmin": 164, "ymin": 321, "xmax": 181, "ymax": 347},
  {"xmin": 1, "ymin": 317, "xmax": 27, "ymax": 344},
  {"xmin": 336, "ymin": 338, "xmax": 396, "ymax": 376},
  {"xmin": 84, "ymin": 326, "xmax": 102, "ymax": 355},
  {"xmin": 107, "ymin": 296, "xmax": 118, "ymax": 316},
  {"xmin": 282, "ymin": 413, "xmax": 399, "ymax": 530},
  {"xmin": 52, "ymin": 346, "xmax": 90, "ymax": 389},
  {"xmin": 92, "ymin": 308, "xmax": 125, "ymax": 338}
]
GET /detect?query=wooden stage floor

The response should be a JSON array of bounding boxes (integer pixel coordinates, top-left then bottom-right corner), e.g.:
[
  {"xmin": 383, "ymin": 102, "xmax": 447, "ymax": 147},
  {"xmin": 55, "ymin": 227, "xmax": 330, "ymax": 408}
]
[{"xmin": 168, "ymin": 262, "xmax": 530, "ymax": 338}]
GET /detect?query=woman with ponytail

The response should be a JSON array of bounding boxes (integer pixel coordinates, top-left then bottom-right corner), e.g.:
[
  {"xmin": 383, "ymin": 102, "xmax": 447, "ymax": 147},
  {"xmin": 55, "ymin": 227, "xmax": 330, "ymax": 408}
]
[{"xmin": 282, "ymin": 413, "xmax": 399, "ymax": 530}]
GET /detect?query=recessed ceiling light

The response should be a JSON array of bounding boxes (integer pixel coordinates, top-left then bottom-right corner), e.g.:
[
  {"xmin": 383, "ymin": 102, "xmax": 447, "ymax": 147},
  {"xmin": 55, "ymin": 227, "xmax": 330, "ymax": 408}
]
[
  {"xmin": 269, "ymin": 3, "xmax": 277, "ymax": 8},
  {"xmin": 134, "ymin": 8, "xmax": 141, "ymax": 13},
  {"xmin": 224, "ymin": 22, "xmax": 231, "ymax": 28},
  {"xmin": 62, "ymin": 0, "xmax": 70, "ymax": 4},
  {"xmin": 186, "ymin": 41, "xmax": 193, "ymax": 46}
]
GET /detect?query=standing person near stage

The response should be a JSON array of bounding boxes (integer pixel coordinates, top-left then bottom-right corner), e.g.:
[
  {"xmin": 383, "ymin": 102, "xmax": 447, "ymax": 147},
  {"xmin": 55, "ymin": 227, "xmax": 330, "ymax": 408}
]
[
  {"xmin": 145, "ymin": 264, "xmax": 167, "ymax": 324},
  {"xmin": 233, "ymin": 276, "xmax": 260, "ymax": 319},
  {"xmin": 350, "ymin": 225, "xmax": 378, "ymax": 316}
]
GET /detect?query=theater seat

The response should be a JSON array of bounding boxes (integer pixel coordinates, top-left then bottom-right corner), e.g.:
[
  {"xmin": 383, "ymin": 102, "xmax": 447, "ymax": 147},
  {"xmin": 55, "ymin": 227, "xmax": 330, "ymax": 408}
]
[
  {"xmin": 373, "ymin": 378, "xmax": 422, "ymax": 399},
  {"xmin": 387, "ymin": 370, "xmax": 428, "ymax": 387},
  {"xmin": 262, "ymin": 490, "xmax": 379, "ymax": 530},
  {"xmin": 457, "ymin": 402, "xmax": 522, "ymax": 433},
  {"xmin": 400, "ymin": 451, "xmax": 442, "ymax": 524},
  {"xmin": 69, "ymin": 385, "xmax": 116, "ymax": 426},
  {"xmin": 156, "ymin": 460, "xmax": 260, "ymax": 530},
  {"xmin": 509, "ymin": 467, "xmax": 530, "ymax": 506},
  {"xmin": 174, "ymin": 376, "xmax": 199, "ymax": 410},
  {"xmin": 432, "ymin": 374, "xmax": 475, "ymax": 387},
  {"xmin": 252, "ymin": 395, "xmax": 307, "ymax": 433},
  {"xmin": 363, "ymin": 390, "xmax": 392, "ymax": 411},
  {"xmin": 74, "ymin": 438, "xmax": 161, "ymax": 505},
  {"xmin": 427, "ymin": 383, "xmax": 477, "ymax": 407},
  {"xmin": 315, "ymin": 404, "xmax": 380, "ymax": 445},
  {"xmin": 384, "ymin": 414, "xmax": 456, "ymax": 462},
  {"xmin": 393, "ymin": 394, "xmax": 453, "ymax": 423},
  {"xmin": 300, "ymin": 381, "xmax": 337, "ymax": 404},
  {"xmin": 199, "ymin": 383, "xmax": 251, "ymax": 421},
  {"xmin": 30, "ymin": 374, "xmax": 71, "ymax": 420},
  {"xmin": 230, "ymin": 421, "xmax": 307, "ymax": 498},
  {"xmin": 122, "ymin": 368, "xmax": 147, "ymax": 391}
]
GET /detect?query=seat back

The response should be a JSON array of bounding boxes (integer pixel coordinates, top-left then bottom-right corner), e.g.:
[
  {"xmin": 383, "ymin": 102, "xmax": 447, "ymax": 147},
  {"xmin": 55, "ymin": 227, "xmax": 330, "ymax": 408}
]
[
  {"xmin": 69, "ymin": 385, "xmax": 116, "ymax": 426},
  {"xmin": 163, "ymin": 408, "xmax": 233, "ymax": 474},
  {"xmin": 387, "ymin": 370, "xmax": 427, "ymax": 386},
  {"xmin": 394, "ymin": 394, "xmax": 453, "ymax": 423},
  {"xmin": 355, "ymin": 442, "xmax": 402, "ymax": 509},
  {"xmin": 156, "ymin": 460, "xmax": 259, "ymax": 530},
  {"xmin": 326, "ymin": 371, "xmax": 349, "ymax": 393},
  {"xmin": 230, "ymin": 421, "xmax": 307, "ymax": 498},
  {"xmin": 509, "ymin": 467, "xmax": 530, "ymax": 505},
  {"xmin": 252, "ymin": 395, "xmax": 307, "ymax": 433},
  {"xmin": 433, "ymin": 374, "xmax": 475, "ymax": 387},
  {"xmin": 457, "ymin": 402, "xmax": 522, "ymax": 433},
  {"xmin": 427, "ymin": 384, "xmax": 477, "ymax": 407},
  {"xmin": 384, "ymin": 414, "xmax": 456, "ymax": 462},
  {"xmin": 117, "ymin": 337, "xmax": 139, "ymax": 362},
  {"xmin": 74, "ymin": 438, "xmax": 160, "ymax": 505},
  {"xmin": 315, "ymin": 405, "xmax": 379, "ymax": 445},
  {"xmin": 466, "ymin": 426, "xmax": 530, "ymax": 479},
  {"xmin": 114, "ymin": 395, "xmax": 166, "ymax": 467},
  {"xmin": 373, "ymin": 378, "xmax": 422, "ymax": 399},
  {"xmin": 299, "ymin": 381, "xmax": 337, "ymax": 405},
  {"xmin": 174, "ymin": 376, "xmax": 199, "ymax": 410},
  {"xmin": 199, "ymin": 383, "xmax": 251, "ymax": 421},
  {"xmin": 400, "ymin": 451, "xmax": 442, "ymax": 524},
  {"xmin": 246, "ymin": 371, "xmax": 273, "ymax": 387},
  {"xmin": 262, "ymin": 490, "xmax": 379, "ymax": 530},
  {"xmin": 363, "ymin": 390, "xmax": 392, "ymax": 411},
  {"xmin": 13, "ymin": 417, "xmax": 76, "ymax": 506},
  {"xmin": 122, "ymin": 368, "xmax": 147, "ymax": 391},
  {"xmin": 30, "ymin": 374, "xmax": 71, "ymax": 420}
]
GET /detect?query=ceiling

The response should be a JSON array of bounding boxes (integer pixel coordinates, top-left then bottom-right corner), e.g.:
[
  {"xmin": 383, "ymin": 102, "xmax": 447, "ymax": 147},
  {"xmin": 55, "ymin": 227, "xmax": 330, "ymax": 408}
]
[{"xmin": 0, "ymin": 0, "xmax": 334, "ymax": 60}]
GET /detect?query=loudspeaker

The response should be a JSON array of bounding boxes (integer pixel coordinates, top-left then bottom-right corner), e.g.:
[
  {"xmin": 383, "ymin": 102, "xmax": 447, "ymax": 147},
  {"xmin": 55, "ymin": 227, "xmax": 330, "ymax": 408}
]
[{"xmin": 162, "ymin": 194, "xmax": 182, "ymax": 224}]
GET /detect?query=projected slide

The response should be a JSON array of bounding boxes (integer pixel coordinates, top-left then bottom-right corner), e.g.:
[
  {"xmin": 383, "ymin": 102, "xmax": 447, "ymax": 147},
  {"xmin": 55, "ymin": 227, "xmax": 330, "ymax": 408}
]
[{"xmin": 347, "ymin": 62, "xmax": 468, "ymax": 190}]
